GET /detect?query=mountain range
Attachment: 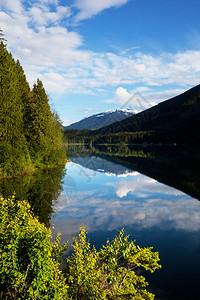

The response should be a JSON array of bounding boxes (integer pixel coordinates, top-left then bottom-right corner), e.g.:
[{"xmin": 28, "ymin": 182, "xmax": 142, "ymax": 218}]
[
  {"xmin": 63, "ymin": 85, "xmax": 200, "ymax": 146},
  {"xmin": 70, "ymin": 156, "xmax": 137, "ymax": 177},
  {"xmin": 64, "ymin": 109, "xmax": 135, "ymax": 130},
  {"xmin": 66, "ymin": 145, "xmax": 200, "ymax": 201},
  {"xmin": 94, "ymin": 84, "xmax": 200, "ymax": 145},
  {"xmin": 96, "ymin": 85, "xmax": 200, "ymax": 133}
]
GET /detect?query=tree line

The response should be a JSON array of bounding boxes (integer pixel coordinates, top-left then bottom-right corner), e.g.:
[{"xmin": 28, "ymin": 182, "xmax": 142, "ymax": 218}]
[{"xmin": 0, "ymin": 39, "xmax": 66, "ymax": 177}]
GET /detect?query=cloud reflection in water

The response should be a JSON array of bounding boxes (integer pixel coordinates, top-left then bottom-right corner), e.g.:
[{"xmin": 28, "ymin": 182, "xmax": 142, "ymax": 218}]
[{"xmin": 51, "ymin": 162, "xmax": 200, "ymax": 240}]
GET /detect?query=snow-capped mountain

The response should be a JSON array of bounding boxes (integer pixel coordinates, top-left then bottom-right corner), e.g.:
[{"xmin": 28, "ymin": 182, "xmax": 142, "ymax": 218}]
[
  {"xmin": 64, "ymin": 109, "xmax": 135, "ymax": 130},
  {"xmin": 70, "ymin": 156, "xmax": 138, "ymax": 177}
]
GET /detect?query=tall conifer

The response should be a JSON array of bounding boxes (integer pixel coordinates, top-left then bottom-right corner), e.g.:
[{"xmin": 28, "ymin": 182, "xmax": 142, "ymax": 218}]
[
  {"xmin": 25, "ymin": 79, "xmax": 65, "ymax": 166},
  {"xmin": 0, "ymin": 29, "xmax": 6, "ymax": 42},
  {"xmin": 0, "ymin": 30, "xmax": 65, "ymax": 177},
  {"xmin": 0, "ymin": 42, "xmax": 31, "ymax": 176}
]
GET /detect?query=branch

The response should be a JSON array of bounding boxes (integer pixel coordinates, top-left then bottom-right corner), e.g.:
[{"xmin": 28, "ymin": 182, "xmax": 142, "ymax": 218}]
[
  {"xmin": 118, "ymin": 268, "xmax": 129, "ymax": 290},
  {"xmin": 11, "ymin": 251, "xmax": 17, "ymax": 298},
  {"xmin": 12, "ymin": 251, "xmax": 16, "ymax": 271},
  {"xmin": 21, "ymin": 264, "xmax": 31, "ymax": 292}
]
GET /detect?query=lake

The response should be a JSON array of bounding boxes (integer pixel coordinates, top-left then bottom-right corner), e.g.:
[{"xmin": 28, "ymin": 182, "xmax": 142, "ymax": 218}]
[{"xmin": 1, "ymin": 145, "xmax": 200, "ymax": 299}]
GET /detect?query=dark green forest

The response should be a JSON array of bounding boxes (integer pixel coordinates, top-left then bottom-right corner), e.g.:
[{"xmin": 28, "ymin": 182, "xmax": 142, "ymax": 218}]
[
  {"xmin": 93, "ymin": 84, "xmax": 200, "ymax": 146},
  {"xmin": 0, "ymin": 40, "xmax": 66, "ymax": 177}
]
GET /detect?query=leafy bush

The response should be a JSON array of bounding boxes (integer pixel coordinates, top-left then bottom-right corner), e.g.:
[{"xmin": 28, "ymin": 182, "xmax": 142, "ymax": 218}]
[
  {"xmin": 65, "ymin": 227, "xmax": 161, "ymax": 300},
  {"xmin": 0, "ymin": 196, "xmax": 161, "ymax": 299},
  {"xmin": 0, "ymin": 196, "xmax": 68, "ymax": 299}
]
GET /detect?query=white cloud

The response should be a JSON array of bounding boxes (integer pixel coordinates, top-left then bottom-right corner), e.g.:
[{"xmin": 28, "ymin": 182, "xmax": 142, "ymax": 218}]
[
  {"xmin": 109, "ymin": 87, "xmax": 187, "ymax": 112},
  {"xmin": 52, "ymin": 178, "xmax": 200, "ymax": 234},
  {"xmin": 114, "ymin": 174, "xmax": 184, "ymax": 198},
  {"xmin": 74, "ymin": 0, "xmax": 129, "ymax": 21},
  {"xmin": 115, "ymin": 87, "xmax": 132, "ymax": 102},
  {"xmin": 114, "ymin": 87, "xmax": 148, "ymax": 111},
  {"xmin": 0, "ymin": 0, "xmax": 23, "ymax": 14},
  {"xmin": 0, "ymin": 0, "xmax": 200, "ymax": 100},
  {"xmin": 28, "ymin": 5, "xmax": 71, "ymax": 27},
  {"xmin": 142, "ymin": 89, "xmax": 186, "ymax": 103},
  {"xmin": 0, "ymin": 0, "xmax": 91, "ymax": 91}
]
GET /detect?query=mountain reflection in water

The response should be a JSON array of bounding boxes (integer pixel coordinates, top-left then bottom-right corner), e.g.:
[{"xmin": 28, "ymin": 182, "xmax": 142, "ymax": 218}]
[{"xmin": 52, "ymin": 144, "xmax": 200, "ymax": 299}]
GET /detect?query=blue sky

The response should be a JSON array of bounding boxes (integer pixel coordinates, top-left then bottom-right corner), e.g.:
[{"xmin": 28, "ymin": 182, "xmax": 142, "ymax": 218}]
[{"xmin": 1, "ymin": 0, "xmax": 200, "ymax": 125}]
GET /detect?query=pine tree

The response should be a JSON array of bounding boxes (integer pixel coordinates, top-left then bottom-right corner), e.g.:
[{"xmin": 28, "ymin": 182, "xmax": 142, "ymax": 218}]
[
  {"xmin": 26, "ymin": 79, "xmax": 65, "ymax": 166},
  {"xmin": 0, "ymin": 29, "xmax": 6, "ymax": 42},
  {"xmin": 0, "ymin": 33, "xmax": 65, "ymax": 177},
  {"xmin": 0, "ymin": 42, "xmax": 31, "ymax": 176}
]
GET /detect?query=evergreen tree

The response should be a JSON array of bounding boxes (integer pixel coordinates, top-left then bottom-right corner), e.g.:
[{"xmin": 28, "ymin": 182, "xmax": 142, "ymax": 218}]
[
  {"xmin": 0, "ymin": 34, "xmax": 65, "ymax": 177},
  {"xmin": 26, "ymin": 79, "xmax": 65, "ymax": 166},
  {"xmin": 0, "ymin": 42, "xmax": 31, "ymax": 176},
  {"xmin": 0, "ymin": 29, "xmax": 6, "ymax": 42}
]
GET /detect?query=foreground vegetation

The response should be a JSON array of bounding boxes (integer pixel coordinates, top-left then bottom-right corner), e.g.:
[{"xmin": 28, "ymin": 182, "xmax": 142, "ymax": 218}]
[
  {"xmin": 0, "ymin": 38, "xmax": 66, "ymax": 177},
  {"xmin": 0, "ymin": 196, "xmax": 161, "ymax": 299}
]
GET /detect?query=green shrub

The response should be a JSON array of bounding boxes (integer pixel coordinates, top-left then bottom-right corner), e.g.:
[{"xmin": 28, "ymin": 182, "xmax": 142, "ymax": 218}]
[
  {"xmin": 0, "ymin": 196, "xmax": 161, "ymax": 299},
  {"xmin": 0, "ymin": 195, "xmax": 68, "ymax": 299},
  {"xmin": 65, "ymin": 227, "xmax": 161, "ymax": 300}
]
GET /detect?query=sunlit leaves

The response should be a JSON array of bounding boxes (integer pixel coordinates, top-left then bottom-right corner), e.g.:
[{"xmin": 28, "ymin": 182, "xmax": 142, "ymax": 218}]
[
  {"xmin": 0, "ymin": 196, "xmax": 161, "ymax": 299},
  {"xmin": 0, "ymin": 196, "xmax": 68, "ymax": 299},
  {"xmin": 66, "ymin": 226, "xmax": 161, "ymax": 299}
]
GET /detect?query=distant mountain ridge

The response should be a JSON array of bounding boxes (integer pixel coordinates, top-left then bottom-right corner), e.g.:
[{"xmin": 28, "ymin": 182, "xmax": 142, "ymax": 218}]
[
  {"xmin": 94, "ymin": 85, "xmax": 200, "ymax": 145},
  {"xmin": 70, "ymin": 156, "xmax": 138, "ymax": 177},
  {"xmin": 64, "ymin": 109, "xmax": 135, "ymax": 130}
]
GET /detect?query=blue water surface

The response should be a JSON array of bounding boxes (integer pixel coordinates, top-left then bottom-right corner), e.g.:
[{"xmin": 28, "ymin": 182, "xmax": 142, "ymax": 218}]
[{"xmin": 51, "ymin": 156, "xmax": 200, "ymax": 299}]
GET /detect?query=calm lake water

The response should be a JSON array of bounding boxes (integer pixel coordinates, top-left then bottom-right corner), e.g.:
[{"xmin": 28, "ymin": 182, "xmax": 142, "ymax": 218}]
[
  {"xmin": 51, "ymin": 145, "xmax": 200, "ymax": 300},
  {"xmin": 1, "ymin": 145, "xmax": 200, "ymax": 299}
]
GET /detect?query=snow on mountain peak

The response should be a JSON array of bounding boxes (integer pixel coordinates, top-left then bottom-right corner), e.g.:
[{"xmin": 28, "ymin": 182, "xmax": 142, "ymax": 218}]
[
  {"xmin": 65, "ymin": 108, "xmax": 135, "ymax": 130},
  {"xmin": 104, "ymin": 108, "xmax": 135, "ymax": 114}
]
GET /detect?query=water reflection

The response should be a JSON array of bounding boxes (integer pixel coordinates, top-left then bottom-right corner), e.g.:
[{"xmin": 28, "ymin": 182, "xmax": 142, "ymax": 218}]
[
  {"xmin": 1, "ymin": 144, "xmax": 199, "ymax": 299},
  {"xmin": 66, "ymin": 143, "xmax": 200, "ymax": 200},
  {"xmin": 0, "ymin": 166, "xmax": 66, "ymax": 226},
  {"xmin": 52, "ymin": 161, "xmax": 200, "ymax": 236},
  {"xmin": 52, "ymin": 146, "xmax": 200, "ymax": 299}
]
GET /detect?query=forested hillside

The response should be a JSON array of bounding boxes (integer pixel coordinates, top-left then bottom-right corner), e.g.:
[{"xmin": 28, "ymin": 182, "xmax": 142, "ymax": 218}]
[
  {"xmin": 94, "ymin": 85, "xmax": 200, "ymax": 145},
  {"xmin": 63, "ymin": 85, "xmax": 200, "ymax": 147},
  {"xmin": 0, "ymin": 40, "xmax": 66, "ymax": 177}
]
